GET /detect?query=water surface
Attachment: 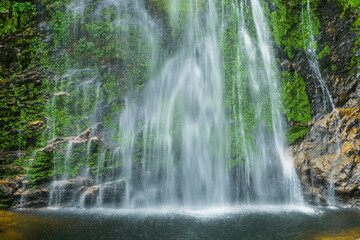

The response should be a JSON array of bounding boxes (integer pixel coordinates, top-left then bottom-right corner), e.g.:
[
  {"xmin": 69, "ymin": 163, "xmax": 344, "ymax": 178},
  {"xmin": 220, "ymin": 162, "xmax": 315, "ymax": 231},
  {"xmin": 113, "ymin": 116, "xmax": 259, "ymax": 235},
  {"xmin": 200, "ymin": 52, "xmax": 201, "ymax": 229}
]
[{"xmin": 1, "ymin": 206, "xmax": 360, "ymax": 240}]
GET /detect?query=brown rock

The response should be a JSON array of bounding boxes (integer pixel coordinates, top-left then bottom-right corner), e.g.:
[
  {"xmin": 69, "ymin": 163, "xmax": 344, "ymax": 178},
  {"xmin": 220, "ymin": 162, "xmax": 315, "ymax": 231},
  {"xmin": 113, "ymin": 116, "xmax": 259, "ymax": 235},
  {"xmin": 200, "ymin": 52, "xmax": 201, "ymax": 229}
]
[{"xmin": 291, "ymin": 104, "xmax": 360, "ymax": 207}]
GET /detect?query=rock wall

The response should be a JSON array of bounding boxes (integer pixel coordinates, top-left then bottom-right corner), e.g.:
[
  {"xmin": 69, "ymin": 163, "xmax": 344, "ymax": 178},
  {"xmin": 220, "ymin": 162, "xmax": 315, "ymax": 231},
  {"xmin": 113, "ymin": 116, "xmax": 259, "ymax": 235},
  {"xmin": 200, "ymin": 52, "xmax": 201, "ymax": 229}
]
[
  {"xmin": 285, "ymin": 0, "xmax": 360, "ymax": 206},
  {"xmin": 0, "ymin": 0, "xmax": 148, "ymax": 209},
  {"xmin": 291, "ymin": 102, "xmax": 360, "ymax": 207},
  {"xmin": 0, "ymin": 0, "xmax": 52, "ymax": 209}
]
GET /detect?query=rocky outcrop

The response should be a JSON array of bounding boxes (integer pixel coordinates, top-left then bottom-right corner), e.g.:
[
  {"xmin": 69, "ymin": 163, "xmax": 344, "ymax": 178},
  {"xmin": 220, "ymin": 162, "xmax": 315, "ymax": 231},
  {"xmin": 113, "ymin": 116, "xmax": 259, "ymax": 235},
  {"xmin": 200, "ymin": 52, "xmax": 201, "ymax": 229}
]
[
  {"xmin": 81, "ymin": 185, "xmax": 100, "ymax": 208},
  {"xmin": 0, "ymin": 122, "xmax": 104, "ymax": 209},
  {"xmin": 316, "ymin": 1, "xmax": 360, "ymax": 108},
  {"xmin": 0, "ymin": 175, "xmax": 25, "ymax": 209},
  {"xmin": 80, "ymin": 181, "xmax": 126, "ymax": 208},
  {"xmin": 13, "ymin": 188, "xmax": 49, "ymax": 208},
  {"xmin": 49, "ymin": 176, "xmax": 95, "ymax": 206},
  {"xmin": 291, "ymin": 101, "xmax": 360, "ymax": 207},
  {"xmin": 277, "ymin": 0, "xmax": 360, "ymax": 208},
  {"xmin": 0, "ymin": 0, "xmax": 56, "ymax": 209},
  {"xmin": 48, "ymin": 175, "xmax": 126, "ymax": 208}
]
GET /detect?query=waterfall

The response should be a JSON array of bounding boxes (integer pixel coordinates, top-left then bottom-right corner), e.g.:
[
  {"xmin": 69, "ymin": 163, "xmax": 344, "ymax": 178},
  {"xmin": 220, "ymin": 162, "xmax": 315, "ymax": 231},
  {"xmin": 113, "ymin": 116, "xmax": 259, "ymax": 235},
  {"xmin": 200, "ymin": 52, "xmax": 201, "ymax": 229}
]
[
  {"xmin": 302, "ymin": 0, "xmax": 335, "ymax": 117},
  {"xmin": 302, "ymin": 0, "xmax": 338, "ymax": 206},
  {"xmin": 223, "ymin": 0, "xmax": 303, "ymax": 204},
  {"xmin": 44, "ymin": 0, "xmax": 303, "ymax": 209},
  {"xmin": 118, "ymin": 0, "xmax": 230, "ymax": 207}
]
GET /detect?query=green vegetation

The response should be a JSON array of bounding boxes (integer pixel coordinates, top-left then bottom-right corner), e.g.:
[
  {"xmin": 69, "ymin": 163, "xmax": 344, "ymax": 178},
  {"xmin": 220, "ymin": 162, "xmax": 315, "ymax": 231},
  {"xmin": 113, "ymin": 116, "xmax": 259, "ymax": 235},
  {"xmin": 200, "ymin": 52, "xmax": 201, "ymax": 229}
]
[
  {"xmin": 264, "ymin": 0, "xmax": 315, "ymax": 143},
  {"xmin": 268, "ymin": 0, "xmax": 320, "ymax": 59},
  {"xmin": 0, "ymin": 0, "xmax": 39, "ymax": 77},
  {"xmin": 23, "ymin": 0, "xmax": 153, "ymax": 184},
  {"xmin": 281, "ymin": 71, "xmax": 311, "ymax": 144},
  {"xmin": 0, "ymin": 189, "xmax": 13, "ymax": 209},
  {"xmin": 336, "ymin": 0, "xmax": 360, "ymax": 72},
  {"xmin": 0, "ymin": 1, "xmax": 35, "ymax": 36},
  {"xmin": 317, "ymin": 45, "xmax": 330, "ymax": 60}
]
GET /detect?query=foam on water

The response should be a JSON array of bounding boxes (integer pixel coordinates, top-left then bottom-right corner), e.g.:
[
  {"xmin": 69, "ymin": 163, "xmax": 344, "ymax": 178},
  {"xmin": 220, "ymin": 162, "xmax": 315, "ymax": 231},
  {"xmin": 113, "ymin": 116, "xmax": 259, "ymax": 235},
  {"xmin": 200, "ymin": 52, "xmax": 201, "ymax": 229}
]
[{"xmin": 43, "ymin": 205, "xmax": 318, "ymax": 219}]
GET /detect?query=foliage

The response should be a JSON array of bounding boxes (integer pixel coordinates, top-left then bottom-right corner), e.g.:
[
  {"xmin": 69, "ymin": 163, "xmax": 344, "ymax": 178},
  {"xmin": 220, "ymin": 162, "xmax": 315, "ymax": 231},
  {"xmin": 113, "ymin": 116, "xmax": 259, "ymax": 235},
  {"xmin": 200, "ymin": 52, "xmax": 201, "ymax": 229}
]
[
  {"xmin": 287, "ymin": 125, "xmax": 309, "ymax": 144},
  {"xmin": 317, "ymin": 45, "xmax": 330, "ymax": 60},
  {"xmin": 29, "ymin": 150, "xmax": 53, "ymax": 186},
  {"xmin": 335, "ymin": 0, "xmax": 360, "ymax": 72},
  {"xmin": 268, "ymin": 0, "xmax": 320, "ymax": 59},
  {"xmin": 265, "ymin": 0, "xmax": 315, "ymax": 143},
  {"xmin": 0, "ymin": 189, "xmax": 13, "ymax": 209},
  {"xmin": 0, "ymin": 0, "xmax": 35, "ymax": 36},
  {"xmin": 281, "ymin": 71, "xmax": 311, "ymax": 144}
]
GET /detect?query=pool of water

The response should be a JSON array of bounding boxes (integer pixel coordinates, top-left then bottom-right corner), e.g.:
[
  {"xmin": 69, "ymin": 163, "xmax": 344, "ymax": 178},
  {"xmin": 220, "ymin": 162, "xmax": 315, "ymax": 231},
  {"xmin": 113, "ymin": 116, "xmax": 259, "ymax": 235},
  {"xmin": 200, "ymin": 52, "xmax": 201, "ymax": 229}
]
[{"xmin": 1, "ymin": 206, "xmax": 360, "ymax": 240}]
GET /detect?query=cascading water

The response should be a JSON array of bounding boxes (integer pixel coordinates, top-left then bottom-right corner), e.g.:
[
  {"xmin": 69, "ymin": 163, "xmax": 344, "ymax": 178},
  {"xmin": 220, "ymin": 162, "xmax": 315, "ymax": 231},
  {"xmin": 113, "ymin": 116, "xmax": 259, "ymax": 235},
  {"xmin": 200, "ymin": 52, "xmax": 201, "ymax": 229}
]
[
  {"xmin": 104, "ymin": 0, "xmax": 231, "ymax": 208},
  {"xmin": 45, "ymin": 0, "xmax": 304, "ymax": 209},
  {"xmin": 302, "ymin": 0, "xmax": 338, "ymax": 206},
  {"xmin": 302, "ymin": 0, "xmax": 335, "ymax": 117},
  {"xmin": 223, "ymin": 0, "xmax": 303, "ymax": 204}
]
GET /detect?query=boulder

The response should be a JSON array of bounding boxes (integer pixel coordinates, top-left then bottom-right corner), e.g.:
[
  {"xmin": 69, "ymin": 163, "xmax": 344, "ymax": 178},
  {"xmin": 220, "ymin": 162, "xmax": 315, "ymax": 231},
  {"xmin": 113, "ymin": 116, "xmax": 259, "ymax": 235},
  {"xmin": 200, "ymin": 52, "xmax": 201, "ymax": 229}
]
[
  {"xmin": 100, "ymin": 180, "xmax": 126, "ymax": 207},
  {"xmin": 13, "ymin": 188, "xmax": 49, "ymax": 208},
  {"xmin": 49, "ymin": 177, "xmax": 94, "ymax": 206},
  {"xmin": 81, "ymin": 185, "xmax": 100, "ymax": 208},
  {"xmin": 37, "ymin": 22, "xmax": 51, "ymax": 33},
  {"xmin": 291, "ymin": 104, "xmax": 360, "ymax": 207}
]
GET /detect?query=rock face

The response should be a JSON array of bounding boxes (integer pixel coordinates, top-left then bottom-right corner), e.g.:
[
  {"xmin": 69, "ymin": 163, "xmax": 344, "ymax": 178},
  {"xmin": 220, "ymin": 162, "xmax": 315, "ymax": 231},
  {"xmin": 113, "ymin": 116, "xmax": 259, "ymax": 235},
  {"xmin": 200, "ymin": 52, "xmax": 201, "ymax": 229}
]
[
  {"xmin": 81, "ymin": 185, "xmax": 100, "ymax": 208},
  {"xmin": 48, "ymin": 176, "xmax": 126, "ymax": 208},
  {"xmin": 291, "ymin": 101, "xmax": 360, "ymax": 207},
  {"xmin": 80, "ymin": 181, "xmax": 126, "ymax": 208},
  {"xmin": 278, "ymin": 0, "xmax": 360, "ymax": 208}
]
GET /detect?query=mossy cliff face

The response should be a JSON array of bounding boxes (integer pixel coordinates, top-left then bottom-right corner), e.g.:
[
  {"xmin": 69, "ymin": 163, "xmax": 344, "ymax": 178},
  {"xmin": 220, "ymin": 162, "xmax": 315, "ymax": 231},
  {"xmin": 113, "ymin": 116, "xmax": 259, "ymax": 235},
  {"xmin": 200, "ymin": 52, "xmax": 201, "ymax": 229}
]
[
  {"xmin": 0, "ymin": 0, "xmax": 149, "ymax": 208},
  {"xmin": 0, "ymin": 0, "xmax": 50, "ymax": 209},
  {"xmin": 291, "ymin": 101, "xmax": 360, "ymax": 207},
  {"xmin": 267, "ymin": 0, "xmax": 360, "ymax": 206}
]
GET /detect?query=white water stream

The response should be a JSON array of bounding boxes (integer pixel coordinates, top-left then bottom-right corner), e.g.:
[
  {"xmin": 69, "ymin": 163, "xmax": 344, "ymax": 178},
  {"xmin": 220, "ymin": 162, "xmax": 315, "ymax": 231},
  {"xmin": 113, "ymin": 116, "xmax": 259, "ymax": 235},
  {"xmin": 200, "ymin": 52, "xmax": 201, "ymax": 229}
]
[{"xmin": 47, "ymin": 0, "xmax": 303, "ymax": 209}]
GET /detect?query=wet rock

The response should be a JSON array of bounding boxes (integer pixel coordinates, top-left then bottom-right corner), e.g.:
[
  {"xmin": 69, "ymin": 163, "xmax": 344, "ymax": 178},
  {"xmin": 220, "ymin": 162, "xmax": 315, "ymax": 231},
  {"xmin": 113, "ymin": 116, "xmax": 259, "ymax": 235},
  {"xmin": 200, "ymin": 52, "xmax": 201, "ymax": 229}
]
[
  {"xmin": 43, "ymin": 33, "xmax": 56, "ymax": 43},
  {"xmin": 100, "ymin": 181, "xmax": 126, "ymax": 207},
  {"xmin": 291, "ymin": 103, "xmax": 360, "ymax": 207},
  {"xmin": 54, "ymin": 92, "xmax": 71, "ymax": 97},
  {"xmin": 0, "ymin": 175, "xmax": 27, "ymax": 195},
  {"xmin": 13, "ymin": 188, "xmax": 49, "ymax": 208},
  {"xmin": 81, "ymin": 185, "xmax": 100, "ymax": 208},
  {"xmin": 37, "ymin": 22, "xmax": 51, "ymax": 33},
  {"xmin": 49, "ymin": 179, "xmax": 126, "ymax": 208},
  {"xmin": 0, "ymin": 46, "xmax": 17, "ymax": 67},
  {"xmin": 26, "ymin": 120, "xmax": 45, "ymax": 131},
  {"xmin": 49, "ymin": 177, "xmax": 95, "ymax": 205}
]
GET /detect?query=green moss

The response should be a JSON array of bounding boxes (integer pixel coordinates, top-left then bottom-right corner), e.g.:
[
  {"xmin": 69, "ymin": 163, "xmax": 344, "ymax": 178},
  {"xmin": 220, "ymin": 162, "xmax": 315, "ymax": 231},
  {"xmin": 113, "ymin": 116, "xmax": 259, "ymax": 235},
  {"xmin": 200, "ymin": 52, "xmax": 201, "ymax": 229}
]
[
  {"xmin": 50, "ymin": 140, "xmax": 117, "ymax": 179},
  {"xmin": 0, "ymin": 189, "xmax": 13, "ymax": 209},
  {"xmin": 331, "ymin": 64, "xmax": 338, "ymax": 71},
  {"xmin": 287, "ymin": 125, "xmax": 309, "ymax": 144},
  {"xmin": 268, "ymin": 0, "xmax": 320, "ymax": 59},
  {"xmin": 29, "ymin": 150, "xmax": 54, "ymax": 186},
  {"xmin": 281, "ymin": 71, "xmax": 311, "ymax": 144},
  {"xmin": 317, "ymin": 45, "xmax": 330, "ymax": 59},
  {"xmin": 51, "ymin": 9, "xmax": 70, "ymax": 47},
  {"xmin": 281, "ymin": 71, "xmax": 311, "ymax": 124},
  {"xmin": 335, "ymin": 0, "xmax": 360, "ymax": 72},
  {"xmin": 0, "ymin": 1, "xmax": 35, "ymax": 36}
]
